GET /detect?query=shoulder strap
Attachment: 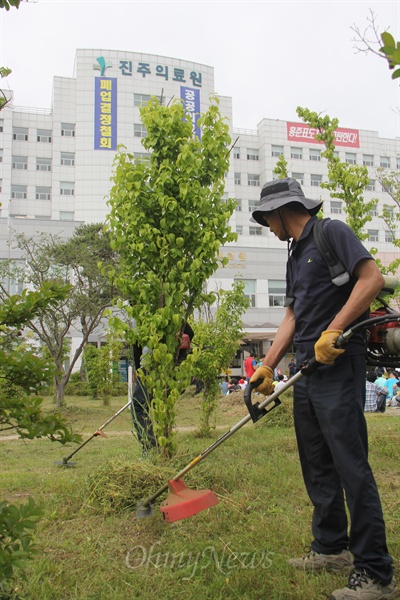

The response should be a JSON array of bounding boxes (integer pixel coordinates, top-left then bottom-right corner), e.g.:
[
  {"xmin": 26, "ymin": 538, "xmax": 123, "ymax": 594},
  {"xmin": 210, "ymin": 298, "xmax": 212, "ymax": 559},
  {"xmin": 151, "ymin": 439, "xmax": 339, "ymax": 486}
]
[{"xmin": 313, "ymin": 218, "xmax": 350, "ymax": 286}]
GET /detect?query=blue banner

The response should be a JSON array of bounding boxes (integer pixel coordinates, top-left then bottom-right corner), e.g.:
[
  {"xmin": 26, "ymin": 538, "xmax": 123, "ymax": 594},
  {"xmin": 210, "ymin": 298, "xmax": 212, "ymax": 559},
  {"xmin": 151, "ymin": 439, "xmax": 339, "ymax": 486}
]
[
  {"xmin": 180, "ymin": 86, "xmax": 201, "ymax": 139},
  {"xmin": 94, "ymin": 77, "xmax": 117, "ymax": 150}
]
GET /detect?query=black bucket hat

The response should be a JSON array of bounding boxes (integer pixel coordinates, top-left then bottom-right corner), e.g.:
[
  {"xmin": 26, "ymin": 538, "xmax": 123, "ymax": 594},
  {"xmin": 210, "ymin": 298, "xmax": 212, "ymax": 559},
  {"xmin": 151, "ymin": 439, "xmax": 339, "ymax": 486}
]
[{"xmin": 251, "ymin": 178, "xmax": 323, "ymax": 227}]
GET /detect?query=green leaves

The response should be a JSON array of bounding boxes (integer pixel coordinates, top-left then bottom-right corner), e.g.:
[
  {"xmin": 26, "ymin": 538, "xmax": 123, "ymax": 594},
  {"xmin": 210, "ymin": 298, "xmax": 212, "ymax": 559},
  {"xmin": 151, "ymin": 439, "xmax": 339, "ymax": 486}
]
[
  {"xmin": 106, "ymin": 97, "xmax": 235, "ymax": 456},
  {"xmin": 0, "ymin": 497, "xmax": 42, "ymax": 584},
  {"xmin": 380, "ymin": 31, "xmax": 400, "ymax": 79},
  {"xmin": 0, "ymin": 0, "xmax": 21, "ymax": 10}
]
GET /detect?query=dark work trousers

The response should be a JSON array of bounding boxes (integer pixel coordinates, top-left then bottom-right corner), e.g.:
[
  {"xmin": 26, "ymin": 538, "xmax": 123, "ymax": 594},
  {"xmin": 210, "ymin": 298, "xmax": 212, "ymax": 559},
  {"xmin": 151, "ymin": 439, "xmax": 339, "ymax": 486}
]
[
  {"xmin": 293, "ymin": 354, "xmax": 393, "ymax": 585},
  {"xmin": 130, "ymin": 377, "xmax": 157, "ymax": 451}
]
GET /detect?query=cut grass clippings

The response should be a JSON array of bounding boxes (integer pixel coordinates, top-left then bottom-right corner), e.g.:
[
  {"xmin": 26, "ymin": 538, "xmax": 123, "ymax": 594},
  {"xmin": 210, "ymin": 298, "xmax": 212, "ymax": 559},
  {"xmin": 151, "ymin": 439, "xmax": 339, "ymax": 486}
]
[{"xmin": 1, "ymin": 390, "xmax": 399, "ymax": 600}]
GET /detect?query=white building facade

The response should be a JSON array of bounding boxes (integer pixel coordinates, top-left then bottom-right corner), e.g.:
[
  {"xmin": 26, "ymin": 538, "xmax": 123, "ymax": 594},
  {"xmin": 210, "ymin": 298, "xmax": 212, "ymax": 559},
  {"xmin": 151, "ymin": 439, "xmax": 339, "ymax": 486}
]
[{"xmin": 0, "ymin": 49, "xmax": 399, "ymax": 366}]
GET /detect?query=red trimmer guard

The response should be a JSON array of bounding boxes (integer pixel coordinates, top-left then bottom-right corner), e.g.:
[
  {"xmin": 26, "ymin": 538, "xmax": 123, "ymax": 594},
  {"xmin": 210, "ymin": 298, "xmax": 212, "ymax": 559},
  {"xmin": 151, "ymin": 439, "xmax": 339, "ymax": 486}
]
[{"xmin": 160, "ymin": 478, "xmax": 219, "ymax": 523}]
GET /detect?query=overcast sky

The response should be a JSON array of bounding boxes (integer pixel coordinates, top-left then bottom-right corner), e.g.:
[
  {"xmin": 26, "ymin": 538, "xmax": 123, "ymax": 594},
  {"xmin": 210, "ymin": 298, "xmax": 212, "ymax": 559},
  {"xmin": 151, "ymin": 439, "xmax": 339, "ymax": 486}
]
[{"xmin": 1, "ymin": 0, "xmax": 399, "ymax": 139}]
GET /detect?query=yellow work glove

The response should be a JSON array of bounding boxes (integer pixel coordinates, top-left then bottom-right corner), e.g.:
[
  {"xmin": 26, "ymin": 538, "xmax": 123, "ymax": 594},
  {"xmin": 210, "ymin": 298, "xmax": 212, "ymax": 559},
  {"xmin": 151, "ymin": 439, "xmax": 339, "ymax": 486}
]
[
  {"xmin": 314, "ymin": 330, "xmax": 345, "ymax": 365},
  {"xmin": 250, "ymin": 366, "xmax": 275, "ymax": 396}
]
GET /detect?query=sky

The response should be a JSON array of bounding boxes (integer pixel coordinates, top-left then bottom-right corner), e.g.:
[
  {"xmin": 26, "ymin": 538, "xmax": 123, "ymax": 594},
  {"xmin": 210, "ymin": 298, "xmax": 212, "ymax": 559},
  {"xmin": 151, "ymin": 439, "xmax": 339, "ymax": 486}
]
[{"xmin": 1, "ymin": 0, "xmax": 400, "ymax": 139}]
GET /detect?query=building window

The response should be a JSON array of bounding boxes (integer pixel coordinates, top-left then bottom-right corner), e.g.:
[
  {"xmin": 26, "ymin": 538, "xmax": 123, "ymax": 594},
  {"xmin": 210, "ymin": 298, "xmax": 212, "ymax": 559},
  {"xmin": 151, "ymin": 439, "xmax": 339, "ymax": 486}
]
[
  {"xmin": 0, "ymin": 179, "xmax": 2, "ymax": 193},
  {"xmin": 311, "ymin": 174, "xmax": 322, "ymax": 187},
  {"xmin": 12, "ymin": 156, "xmax": 28, "ymax": 170},
  {"xmin": 248, "ymin": 174, "xmax": 260, "ymax": 187},
  {"xmin": 290, "ymin": 147, "xmax": 302, "ymax": 160},
  {"xmin": 249, "ymin": 226, "xmax": 262, "ymax": 236},
  {"xmin": 368, "ymin": 229, "xmax": 379, "ymax": 242},
  {"xmin": 366, "ymin": 180, "xmax": 375, "ymax": 192},
  {"xmin": 133, "ymin": 93, "xmax": 162, "ymax": 106},
  {"xmin": 0, "ymin": 149, "xmax": 2, "ymax": 162},
  {"xmin": 37, "ymin": 129, "xmax": 52, "ymax": 143},
  {"xmin": 0, "ymin": 119, "xmax": 3, "ymax": 133},
  {"xmin": 237, "ymin": 279, "xmax": 256, "ymax": 307},
  {"xmin": 234, "ymin": 172, "xmax": 241, "ymax": 185},
  {"xmin": 60, "ymin": 211, "xmax": 75, "ymax": 221},
  {"xmin": 363, "ymin": 154, "xmax": 374, "ymax": 166},
  {"xmin": 345, "ymin": 152, "xmax": 357, "ymax": 165},
  {"xmin": 61, "ymin": 123, "xmax": 75, "ymax": 137},
  {"xmin": 268, "ymin": 280, "xmax": 286, "ymax": 307},
  {"xmin": 333, "ymin": 151, "xmax": 340, "ymax": 159},
  {"xmin": 309, "ymin": 149, "xmax": 321, "ymax": 161},
  {"xmin": 60, "ymin": 181, "xmax": 74, "ymax": 195},
  {"xmin": 396, "ymin": 159, "xmax": 400, "ymax": 170},
  {"xmin": 385, "ymin": 230, "xmax": 394, "ymax": 243},
  {"xmin": 380, "ymin": 156, "xmax": 390, "ymax": 169},
  {"xmin": 134, "ymin": 123, "xmax": 147, "ymax": 138},
  {"xmin": 13, "ymin": 127, "xmax": 28, "ymax": 141},
  {"xmin": 272, "ymin": 144, "xmax": 284, "ymax": 157},
  {"xmin": 61, "ymin": 152, "xmax": 75, "ymax": 166},
  {"xmin": 37, "ymin": 157, "xmax": 52, "ymax": 171},
  {"xmin": 331, "ymin": 201, "xmax": 342, "ymax": 214},
  {"xmin": 248, "ymin": 199, "xmax": 258, "ymax": 212},
  {"xmin": 247, "ymin": 148, "xmax": 259, "ymax": 161},
  {"xmin": 11, "ymin": 185, "xmax": 27, "ymax": 199},
  {"xmin": 235, "ymin": 199, "xmax": 242, "ymax": 212},
  {"xmin": 369, "ymin": 204, "xmax": 378, "ymax": 217},
  {"xmin": 236, "ymin": 226, "xmax": 243, "ymax": 235},
  {"xmin": 292, "ymin": 172, "xmax": 304, "ymax": 185},
  {"xmin": 233, "ymin": 147, "xmax": 240, "ymax": 159},
  {"xmin": 36, "ymin": 186, "xmax": 51, "ymax": 200}
]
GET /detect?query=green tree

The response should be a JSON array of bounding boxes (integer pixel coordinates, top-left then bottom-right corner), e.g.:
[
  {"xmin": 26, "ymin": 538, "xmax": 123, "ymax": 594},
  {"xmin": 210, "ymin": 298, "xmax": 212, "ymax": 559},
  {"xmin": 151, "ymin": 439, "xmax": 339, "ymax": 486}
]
[
  {"xmin": 296, "ymin": 107, "xmax": 376, "ymax": 240},
  {"xmin": 106, "ymin": 97, "xmax": 236, "ymax": 457},
  {"xmin": 82, "ymin": 329, "xmax": 123, "ymax": 405},
  {"xmin": 191, "ymin": 281, "xmax": 249, "ymax": 436},
  {"xmin": 0, "ymin": 67, "xmax": 12, "ymax": 111},
  {"xmin": 0, "ymin": 224, "xmax": 119, "ymax": 406},
  {"xmin": 0, "ymin": 284, "xmax": 79, "ymax": 594},
  {"xmin": 273, "ymin": 153, "xmax": 289, "ymax": 179}
]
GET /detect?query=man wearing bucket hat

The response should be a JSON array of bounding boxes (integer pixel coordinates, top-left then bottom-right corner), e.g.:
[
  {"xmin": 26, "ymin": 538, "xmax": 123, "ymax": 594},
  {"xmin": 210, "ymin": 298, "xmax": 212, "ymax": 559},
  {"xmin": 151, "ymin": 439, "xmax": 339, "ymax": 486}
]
[{"xmin": 250, "ymin": 178, "xmax": 395, "ymax": 599}]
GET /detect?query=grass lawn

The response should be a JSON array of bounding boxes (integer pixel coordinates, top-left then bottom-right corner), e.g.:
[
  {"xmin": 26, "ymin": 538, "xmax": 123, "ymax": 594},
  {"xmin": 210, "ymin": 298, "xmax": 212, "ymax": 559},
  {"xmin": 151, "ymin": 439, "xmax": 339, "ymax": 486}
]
[{"xmin": 1, "ymin": 390, "xmax": 399, "ymax": 599}]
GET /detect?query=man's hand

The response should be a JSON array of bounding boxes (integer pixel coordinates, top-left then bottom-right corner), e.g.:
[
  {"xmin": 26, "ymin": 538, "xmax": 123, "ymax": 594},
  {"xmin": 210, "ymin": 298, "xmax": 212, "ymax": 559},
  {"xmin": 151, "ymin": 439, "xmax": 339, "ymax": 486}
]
[
  {"xmin": 250, "ymin": 366, "xmax": 275, "ymax": 396},
  {"xmin": 314, "ymin": 330, "xmax": 345, "ymax": 365}
]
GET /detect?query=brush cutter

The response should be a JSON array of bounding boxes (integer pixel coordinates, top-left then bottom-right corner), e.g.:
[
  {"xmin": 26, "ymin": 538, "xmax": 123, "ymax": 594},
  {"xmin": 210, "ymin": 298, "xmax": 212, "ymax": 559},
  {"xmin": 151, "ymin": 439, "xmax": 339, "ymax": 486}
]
[
  {"xmin": 137, "ymin": 308, "xmax": 400, "ymax": 523},
  {"xmin": 54, "ymin": 400, "xmax": 131, "ymax": 467},
  {"xmin": 136, "ymin": 361, "xmax": 313, "ymax": 523}
]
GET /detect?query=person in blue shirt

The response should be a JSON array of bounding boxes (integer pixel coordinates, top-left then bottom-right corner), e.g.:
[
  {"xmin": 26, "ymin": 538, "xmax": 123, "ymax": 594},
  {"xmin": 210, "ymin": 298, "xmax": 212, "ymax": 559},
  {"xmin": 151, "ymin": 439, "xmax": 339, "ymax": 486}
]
[
  {"xmin": 385, "ymin": 371, "xmax": 399, "ymax": 404},
  {"xmin": 249, "ymin": 178, "xmax": 395, "ymax": 600}
]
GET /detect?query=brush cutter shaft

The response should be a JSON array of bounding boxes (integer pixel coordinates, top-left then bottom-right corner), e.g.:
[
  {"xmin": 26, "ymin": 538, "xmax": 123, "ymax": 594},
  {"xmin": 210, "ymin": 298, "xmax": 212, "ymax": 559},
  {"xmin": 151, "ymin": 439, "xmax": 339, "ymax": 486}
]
[{"xmin": 62, "ymin": 400, "xmax": 131, "ymax": 463}]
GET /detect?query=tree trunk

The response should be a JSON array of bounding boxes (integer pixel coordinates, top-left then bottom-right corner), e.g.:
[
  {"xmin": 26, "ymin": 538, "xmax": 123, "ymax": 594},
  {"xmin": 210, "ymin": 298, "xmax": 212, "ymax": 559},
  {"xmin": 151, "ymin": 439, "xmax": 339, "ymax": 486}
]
[{"xmin": 54, "ymin": 378, "xmax": 65, "ymax": 408}]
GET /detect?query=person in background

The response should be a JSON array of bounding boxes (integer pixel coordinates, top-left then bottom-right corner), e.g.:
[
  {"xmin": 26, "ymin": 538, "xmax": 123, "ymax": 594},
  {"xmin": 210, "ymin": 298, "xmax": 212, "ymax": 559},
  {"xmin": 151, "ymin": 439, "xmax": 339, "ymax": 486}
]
[
  {"xmin": 288, "ymin": 357, "xmax": 297, "ymax": 378},
  {"xmin": 249, "ymin": 178, "xmax": 395, "ymax": 599},
  {"xmin": 365, "ymin": 371, "xmax": 388, "ymax": 413},
  {"xmin": 244, "ymin": 352, "xmax": 257, "ymax": 382},
  {"xmin": 385, "ymin": 371, "xmax": 399, "ymax": 406},
  {"xmin": 131, "ymin": 322, "xmax": 194, "ymax": 457},
  {"xmin": 219, "ymin": 376, "xmax": 229, "ymax": 396}
]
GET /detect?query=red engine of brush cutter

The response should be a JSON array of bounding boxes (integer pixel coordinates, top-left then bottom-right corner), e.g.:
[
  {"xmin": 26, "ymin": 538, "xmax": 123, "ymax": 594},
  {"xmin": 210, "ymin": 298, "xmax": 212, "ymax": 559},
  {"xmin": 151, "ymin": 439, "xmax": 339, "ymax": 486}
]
[{"xmin": 367, "ymin": 307, "xmax": 400, "ymax": 367}]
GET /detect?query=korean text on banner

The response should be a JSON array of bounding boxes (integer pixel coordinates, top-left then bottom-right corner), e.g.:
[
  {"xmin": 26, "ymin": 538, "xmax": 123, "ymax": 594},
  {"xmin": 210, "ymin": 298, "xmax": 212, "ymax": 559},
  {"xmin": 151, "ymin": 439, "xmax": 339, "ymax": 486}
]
[
  {"xmin": 180, "ymin": 86, "xmax": 201, "ymax": 139},
  {"xmin": 287, "ymin": 122, "xmax": 360, "ymax": 148},
  {"xmin": 94, "ymin": 77, "xmax": 118, "ymax": 150}
]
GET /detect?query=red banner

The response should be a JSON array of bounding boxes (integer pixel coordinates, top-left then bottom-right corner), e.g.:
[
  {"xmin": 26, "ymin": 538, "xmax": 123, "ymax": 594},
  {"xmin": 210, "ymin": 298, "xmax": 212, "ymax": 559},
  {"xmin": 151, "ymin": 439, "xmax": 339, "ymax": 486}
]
[{"xmin": 287, "ymin": 122, "xmax": 360, "ymax": 148}]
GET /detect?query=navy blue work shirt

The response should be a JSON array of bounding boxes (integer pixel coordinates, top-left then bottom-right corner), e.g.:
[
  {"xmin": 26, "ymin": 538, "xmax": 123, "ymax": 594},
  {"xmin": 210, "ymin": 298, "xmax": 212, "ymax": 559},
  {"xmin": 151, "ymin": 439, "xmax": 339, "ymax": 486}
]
[{"xmin": 286, "ymin": 216, "xmax": 373, "ymax": 364}]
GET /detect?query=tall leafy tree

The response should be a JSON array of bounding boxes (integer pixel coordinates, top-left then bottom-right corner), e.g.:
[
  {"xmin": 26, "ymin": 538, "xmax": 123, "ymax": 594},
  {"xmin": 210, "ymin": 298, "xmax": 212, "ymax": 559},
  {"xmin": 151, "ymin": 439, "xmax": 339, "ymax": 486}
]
[
  {"xmin": 0, "ymin": 224, "xmax": 119, "ymax": 406},
  {"xmin": 191, "ymin": 281, "xmax": 249, "ymax": 436},
  {"xmin": 106, "ymin": 97, "xmax": 236, "ymax": 457}
]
